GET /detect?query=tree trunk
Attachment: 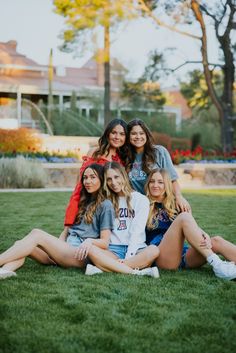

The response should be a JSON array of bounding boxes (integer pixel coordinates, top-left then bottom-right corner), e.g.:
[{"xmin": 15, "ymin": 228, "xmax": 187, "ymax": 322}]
[
  {"xmin": 104, "ymin": 24, "xmax": 111, "ymax": 127},
  {"xmin": 215, "ymin": 1, "xmax": 235, "ymax": 153},
  {"xmin": 191, "ymin": 0, "xmax": 234, "ymax": 152},
  {"xmin": 48, "ymin": 49, "xmax": 54, "ymax": 131}
]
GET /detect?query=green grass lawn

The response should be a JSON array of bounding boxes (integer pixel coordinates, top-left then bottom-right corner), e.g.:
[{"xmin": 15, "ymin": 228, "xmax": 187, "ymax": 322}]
[{"xmin": 0, "ymin": 190, "xmax": 236, "ymax": 353}]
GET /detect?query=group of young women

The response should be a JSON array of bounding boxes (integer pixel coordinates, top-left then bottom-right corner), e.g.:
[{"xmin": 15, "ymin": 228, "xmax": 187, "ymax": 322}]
[{"xmin": 0, "ymin": 118, "xmax": 236, "ymax": 281}]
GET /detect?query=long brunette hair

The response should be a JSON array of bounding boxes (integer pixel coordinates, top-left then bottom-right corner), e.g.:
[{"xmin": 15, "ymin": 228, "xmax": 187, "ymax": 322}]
[
  {"xmin": 76, "ymin": 164, "xmax": 105, "ymax": 224},
  {"xmin": 92, "ymin": 118, "xmax": 128, "ymax": 163},
  {"xmin": 127, "ymin": 119, "xmax": 156, "ymax": 174}
]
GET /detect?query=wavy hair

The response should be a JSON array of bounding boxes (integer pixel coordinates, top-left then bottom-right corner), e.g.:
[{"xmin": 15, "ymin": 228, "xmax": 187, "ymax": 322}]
[
  {"xmin": 103, "ymin": 162, "xmax": 133, "ymax": 218},
  {"xmin": 75, "ymin": 163, "xmax": 105, "ymax": 224},
  {"xmin": 145, "ymin": 168, "xmax": 177, "ymax": 229},
  {"xmin": 92, "ymin": 118, "xmax": 128, "ymax": 163},
  {"xmin": 126, "ymin": 119, "xmax": 156, "ymax": 174}
]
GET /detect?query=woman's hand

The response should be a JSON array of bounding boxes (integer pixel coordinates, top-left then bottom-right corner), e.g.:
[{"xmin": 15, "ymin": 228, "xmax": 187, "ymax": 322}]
[
  {"xmin": 175, "ymin": 195, "xmax": 191, "ymax": 213},
  {"xmin": 200, "ymin": 233, "xmax": 212, "ymax": 249},
  {"xmin": 74, "ymin": 239, "xmax": 92, "ymax": 261}
]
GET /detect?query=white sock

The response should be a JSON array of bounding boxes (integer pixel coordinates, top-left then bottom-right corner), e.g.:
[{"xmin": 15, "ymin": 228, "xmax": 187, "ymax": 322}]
[{"xmin": 207, "ymin": 253, "xmax": 222, "ymax": 267}]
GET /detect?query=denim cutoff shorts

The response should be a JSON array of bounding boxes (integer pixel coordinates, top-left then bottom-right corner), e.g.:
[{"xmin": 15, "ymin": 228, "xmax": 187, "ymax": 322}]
[
  {"xmin": 108, "ymin": 244, "xmax": 147, "ymax": 259},
  {"xmin": 108, "ymin": 244, "xmax": 128, "ymax": 259},
  {"xmin": 66, "ymin": 234, "xmax": 83, "ymax": 247}
]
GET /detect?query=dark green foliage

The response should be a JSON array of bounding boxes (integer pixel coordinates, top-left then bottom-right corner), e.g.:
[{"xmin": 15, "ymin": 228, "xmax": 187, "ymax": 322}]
[
  {"xmin": 0, "ymin": 190, "xmax": 236, "ymax": 353},
  {"xmin": 50, "ymin": 108, "xmax": 103, "ymax": 136},
  {"xmin": 70, "ymin": 91, "xmax": 78, "ymax": 112},
  {"xmin": 122, "ymin": 79, "xmax": 166, "ymax": 110}
]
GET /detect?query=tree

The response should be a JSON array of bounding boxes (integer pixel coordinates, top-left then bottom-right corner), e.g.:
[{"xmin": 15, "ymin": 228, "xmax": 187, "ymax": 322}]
[
  {"xmin": 70, "ymin": 90, "xmax": 78, "ymax": 112},
  {"xmin": 48, "ymin": 48, "xmax": 54, "ymax": 132},
  {"xmin": 180, "ymin": 69, "xmax": 223, "ymax": 111},
  {"xmin": 53, "ymin": 0, "xmax": 136, "ymax": 127},
  {"xmin": 138, "ymin": 0, "xmax": 236, "ymax": 152},
  {"xmin": 122, "ymin": 78, "xmax": 166, "ymax": 109},
  {"xmin": 122, "ymin": 53, "xmax": 166, "ymax": 109}
]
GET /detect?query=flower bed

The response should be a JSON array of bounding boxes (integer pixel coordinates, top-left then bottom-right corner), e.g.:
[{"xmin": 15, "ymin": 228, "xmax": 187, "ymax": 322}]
[
  {"xmin": 171, "ymin": 146, "xmax": 236, "ymax": 165},
  {"xmin": 0, "ymin": 151, "xmax": 80, "ymax": 163}
]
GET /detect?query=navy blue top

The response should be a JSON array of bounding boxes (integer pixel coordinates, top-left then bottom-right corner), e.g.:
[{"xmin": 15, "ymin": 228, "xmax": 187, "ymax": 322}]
[{"xmin": 145, "ymin": 203, "xmax": 172, "ymax": 245}]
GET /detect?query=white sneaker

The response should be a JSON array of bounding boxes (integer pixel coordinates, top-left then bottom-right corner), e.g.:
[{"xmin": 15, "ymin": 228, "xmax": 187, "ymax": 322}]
[
  {"xmin": 133, "ymin": 266, "xmax": 160, "ymax": 278},
  {"xmin": 213, "ymin": 261, "xmax": 236, "ymax": 281},
  {"xmin": 85, "ymin": 264, "xmax": 103, "ymax": 276},
  {"xmin": 0, "ymin": 268, "xmax": 17, "ymax": 279}
]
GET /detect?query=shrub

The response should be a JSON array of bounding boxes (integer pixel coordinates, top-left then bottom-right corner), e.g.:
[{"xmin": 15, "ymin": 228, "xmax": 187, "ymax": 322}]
[
  {"xmin": 152, "ymin": 132, "xmax": 171, "ymax": 150},
  {"xmin": 171, "ymin": 137, "xmax": 191, "ymax": 151},
  {"xmin": 0, "ymin": 128, "xmax": 42, "ymax": 153},
  {"xmin": 0, "ymin": 156, "xmax": 47, "ymax": 188}
]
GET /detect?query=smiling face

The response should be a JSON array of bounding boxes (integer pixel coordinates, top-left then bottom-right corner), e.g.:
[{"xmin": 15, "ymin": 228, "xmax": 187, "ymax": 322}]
[
  {"xmin": 108, "ymin": 124, "xmax": 126, "ymax": 149},
  {"xmin": 148, "ymin": 171, "xmax": 166, "ymax": 201},
  {"xmin": 129, "ymin": 125, "xmax": 147, "ymax": 153},
  {"xmin": 106, "ymin": 168, "xmax": 124, "ymax": 196},
  {"xmin": 83, "ymin": 167, "xmax": 101, "ymax": 194}
]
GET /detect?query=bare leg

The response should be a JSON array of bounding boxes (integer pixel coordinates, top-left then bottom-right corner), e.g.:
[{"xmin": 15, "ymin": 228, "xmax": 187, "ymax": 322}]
[
  {"xmin": 1, "ymin": 247, "xmax": 57, "ymax": 272},
  {"xmin": 2, "ymin": 258, "xmax": 25, "ymax": 272},
  {"xmin": 211, "ymin": 236, "xmax": 236, "ymax": 262},
  {"xmin": 123, "ymin": 245, "xmax": 160, "ymax": 269},
  {"xmin": 29, "ymin": 247, "xmax": 57, "ymax": 265},
  {"xmin": 88, "ymin": 246, "xmax": 135, "ymax": 274},
  {"xmin": 0, "ymin": 229, "xmax": 85, "ymax": 269},
  {"xmin": 156, "ymin": 212, "xmax": 214, "ymax": 270},
  {"xmin": 185, "ymin": 247, "xmax": 206, "ymax": 268},
  {"xmin": 88, "ymin": 245, "xmax": 159, "ymax": 273}
]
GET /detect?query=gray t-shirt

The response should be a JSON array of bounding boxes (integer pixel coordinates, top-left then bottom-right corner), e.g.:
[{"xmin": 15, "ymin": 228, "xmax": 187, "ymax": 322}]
[
  {"xmin": 68, "ymin": 199, "xmax": 115, "ymax": 241},
  {"xmin": 128, "ymin": 145, "xmax": 178, "ymax": 194}
]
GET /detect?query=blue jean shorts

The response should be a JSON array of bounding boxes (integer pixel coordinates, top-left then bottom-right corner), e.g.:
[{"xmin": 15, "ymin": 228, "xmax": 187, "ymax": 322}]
[
  {"xmin": 66, "ymin": 234, "xmax": 83, "ymax": 247},
  {"xmin": 108, "ymin": 244, "xmax": 128, "ymax": 259}
]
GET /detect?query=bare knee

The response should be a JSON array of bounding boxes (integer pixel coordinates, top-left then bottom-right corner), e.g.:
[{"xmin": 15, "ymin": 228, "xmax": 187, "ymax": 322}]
[
  {"xmin": 211, "ymin": 236, "xmax": 224, "ymax": 253},
  {"xmin": 28, "ymin": 228, "xmax": 43, "ymax": 237},
  {"xmin": 147, "ymin": 245, "xmax": 160, "ymax": 260},
  {"xmin": 176, "ymin": 212, "xmax": 194, "ymax": 227}
]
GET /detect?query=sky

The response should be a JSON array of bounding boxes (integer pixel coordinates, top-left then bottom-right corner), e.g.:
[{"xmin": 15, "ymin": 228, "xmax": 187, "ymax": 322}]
[{"xmin": 0, "ymin": 0, "xmax": 220, "ymax": 87}]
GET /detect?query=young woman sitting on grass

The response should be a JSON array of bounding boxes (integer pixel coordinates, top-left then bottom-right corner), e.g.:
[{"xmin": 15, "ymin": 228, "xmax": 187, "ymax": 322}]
[
  {"xmin": 62, "ymin": 118, "xmax": 128, "ymax": 232},
  {"xmin": 145, "ymin": 168, "xmax": 236, "ymax": 281},
  {"xmin": 84, "ymin": 162, "xmax": 160, "ymax": 277},
  {"xmin": 0, "ymin": 164, "xmax": 115, "ymax": 279}
]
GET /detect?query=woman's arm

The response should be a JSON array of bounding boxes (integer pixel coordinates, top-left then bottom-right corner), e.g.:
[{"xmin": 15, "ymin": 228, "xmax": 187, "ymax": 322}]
[
  {"xmin": 74, "ymin": 200, "xmax": 115, "ymax": 260},
  {"xmin": 64, "ymin": 183, "xmax": 82, "ymax": 226},
  {"xmin": 172, "ymin": 180, "xmax": 191, "ymax": 213},
  {"xmin": 59, "ymin": 226, "xmax": 69, "ymax": 241},
  {"xmin": 126, "ymin": 194, "xmax": 149, "ymax": 259},
  {"xmin": 74, "ymin": 229, "xmax": 111, "ymax": 260}
]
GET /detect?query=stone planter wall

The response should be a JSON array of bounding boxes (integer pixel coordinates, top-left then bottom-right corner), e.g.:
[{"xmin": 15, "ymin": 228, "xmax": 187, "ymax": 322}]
[
  {"xmin": 176, "ymin": 163, "xmax": 236, "ymax": 187},
  {"xmin": 43, "ymin": 163, "xmax": 81, "ymax": 188},
  {"xmin": 43, "ymin": 163, "xmax": 236, "ymax": 189}
]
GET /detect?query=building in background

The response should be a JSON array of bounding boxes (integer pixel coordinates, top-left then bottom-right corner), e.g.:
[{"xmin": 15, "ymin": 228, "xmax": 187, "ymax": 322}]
[{"xmin": 0, "ymin": 40, "xmax": 191, "ymax": 132}]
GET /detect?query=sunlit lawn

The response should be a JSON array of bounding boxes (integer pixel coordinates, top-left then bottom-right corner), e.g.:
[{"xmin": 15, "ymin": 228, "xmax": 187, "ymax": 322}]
[{"xmin": 0, "ymin": 190, "xmax": 236, "ymax": 353}]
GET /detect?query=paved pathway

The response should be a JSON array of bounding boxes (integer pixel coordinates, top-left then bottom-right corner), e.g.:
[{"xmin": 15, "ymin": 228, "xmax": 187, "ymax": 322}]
[{"xmin": 0, "ymin": 185, "xmax": 236, "ymax": 192}]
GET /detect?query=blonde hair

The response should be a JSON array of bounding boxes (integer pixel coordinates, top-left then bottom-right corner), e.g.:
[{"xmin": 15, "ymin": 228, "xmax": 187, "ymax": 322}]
[
  {"xmin": 145, "ymin": 168, "xmax": 177, "ymax": 229},
  {"xmin": 75, "ymin": 164, "xmax": 105, "ymax": 224},
  {"xmin": 104, "ymin": 162, "xmax": 133, "ymax": 218}
]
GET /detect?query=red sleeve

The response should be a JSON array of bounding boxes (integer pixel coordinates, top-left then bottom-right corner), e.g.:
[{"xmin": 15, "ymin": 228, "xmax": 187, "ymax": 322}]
[
  {"xmin": 64, "ymin": 182, "xmax": 82, "ymax": 226},
  {"xmin": 63, "ymin": 156, "xmax": 97, "ymax": 226}
]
